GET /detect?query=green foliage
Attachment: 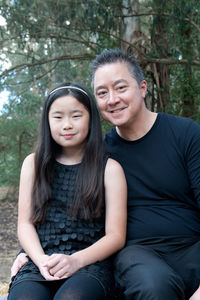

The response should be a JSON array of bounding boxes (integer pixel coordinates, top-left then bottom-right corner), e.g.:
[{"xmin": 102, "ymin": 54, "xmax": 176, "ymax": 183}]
[
  {"xmin": 0, "ymin": 92, "xmax": 42, "ymax": 186},
  {"xmin": 141, "ymin": 0, "xmax": 200, "ymax": 117},
  {"xmin": 0, "ymin": 0, "xmax": 199, "ymax": 188}
]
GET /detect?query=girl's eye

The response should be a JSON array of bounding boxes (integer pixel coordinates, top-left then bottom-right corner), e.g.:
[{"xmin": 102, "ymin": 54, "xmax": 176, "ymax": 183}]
[{"xmin": 73, "ymin": 115, "xmax": 81, "ymax": 118}]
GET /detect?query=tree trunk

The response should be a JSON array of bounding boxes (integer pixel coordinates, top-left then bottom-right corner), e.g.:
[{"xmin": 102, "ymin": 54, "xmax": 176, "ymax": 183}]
[
  {"xmin": 150, "ymin": 0, "xmax": 171, "ymax": 112},
  {"xmin": 121, "ymin": 0, "xmax": 146, "ymax": 60},
  {"xmin": 180, "ymin": 23, "xmax": 196, "ymax": 118}
]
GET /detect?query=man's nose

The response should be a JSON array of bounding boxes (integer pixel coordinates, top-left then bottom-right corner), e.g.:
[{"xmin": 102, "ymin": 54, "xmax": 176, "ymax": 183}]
[{"xmin": 107, "ymin": 91, "xmax": 119, "ymax": 105}]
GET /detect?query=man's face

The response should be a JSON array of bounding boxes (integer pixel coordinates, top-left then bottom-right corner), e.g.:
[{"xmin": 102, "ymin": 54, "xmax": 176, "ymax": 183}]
[{"xmin": 93, "ymin": 62, "xmax": 147, "ymax": 128}]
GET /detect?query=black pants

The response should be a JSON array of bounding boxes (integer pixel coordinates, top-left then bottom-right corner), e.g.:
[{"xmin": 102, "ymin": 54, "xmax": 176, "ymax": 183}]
[
  {"xmin": 114, "ymin": 236, "xmax": 200, "ymax": 300},
  {"xmin": 8, "ymin": 273, "xmax": 106, "ymax": 300}
]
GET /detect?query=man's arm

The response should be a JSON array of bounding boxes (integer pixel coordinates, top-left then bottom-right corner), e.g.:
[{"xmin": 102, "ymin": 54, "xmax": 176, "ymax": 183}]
[{"xmin": 185, "ymin": 120, "xmax": 200, "ymax": 206}]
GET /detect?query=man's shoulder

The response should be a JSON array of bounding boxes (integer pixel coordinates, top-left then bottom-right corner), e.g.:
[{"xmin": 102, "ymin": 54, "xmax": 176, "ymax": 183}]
[
  {"xmin": 160, "ymin": 112, "xmax": 199, "ymax": 131},
  {"xmin": 159, "ymin": 113, "xmax": 200, "ymax": 148},
  {"xmin": 161, "ymin": 112, "xmax": 192, "ymax": 123}
]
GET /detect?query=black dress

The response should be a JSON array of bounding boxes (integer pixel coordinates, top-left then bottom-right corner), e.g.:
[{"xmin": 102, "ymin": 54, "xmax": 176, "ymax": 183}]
[{"xmin": 9, "ymin": 161, "xmax": 114, "ymax": 298}]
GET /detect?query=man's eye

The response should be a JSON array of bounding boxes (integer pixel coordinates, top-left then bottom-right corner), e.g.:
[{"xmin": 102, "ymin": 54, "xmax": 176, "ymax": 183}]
[
  {"xmin": 117, "ymin": 86, "xmax": 126, "ymax": 91},
  {"xmin": 97, "ymin": 91, "xmax": 107, "ymax": 97}
]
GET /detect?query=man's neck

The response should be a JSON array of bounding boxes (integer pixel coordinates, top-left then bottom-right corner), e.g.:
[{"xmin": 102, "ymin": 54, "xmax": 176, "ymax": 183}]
[{"xmin": 116, "ymin": 109, "xmax": 158, "ymax": 141}]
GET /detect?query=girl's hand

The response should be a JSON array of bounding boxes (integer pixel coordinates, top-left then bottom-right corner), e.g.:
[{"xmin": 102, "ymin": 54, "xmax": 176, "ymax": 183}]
[
  {"xmin": 11, "ymin": 253, "xmax": 29, "ymax": 279},
  {"xmin": 38, "ymin": 254, "xmax": 60, "ymax": 281},
  {"xmin": 42, "ymin": 253, "xmax": 80, "ymax": 279}
]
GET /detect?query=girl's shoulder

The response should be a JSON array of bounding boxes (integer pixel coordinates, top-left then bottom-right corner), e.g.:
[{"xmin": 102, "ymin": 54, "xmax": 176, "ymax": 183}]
[
  {"xmin": 105, "ymin": 158, "xmax": 125, "ymax": 175},
  {"xmin": 21, "ymin": 153, "xmax": 35, "ymax": 169},
  {"xmin": 19, "ymin": 153, "xmax": 36, "ymax": 182},
  {"xmin": 104, "ymin": 158, "xmax": 127, "ymax": 199}
]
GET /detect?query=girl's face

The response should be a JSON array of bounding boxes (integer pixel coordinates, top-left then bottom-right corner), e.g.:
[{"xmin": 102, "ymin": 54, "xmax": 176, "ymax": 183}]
[{"xmin": 48, "ymin": 94, "xmax": 90, "ymax": 153}]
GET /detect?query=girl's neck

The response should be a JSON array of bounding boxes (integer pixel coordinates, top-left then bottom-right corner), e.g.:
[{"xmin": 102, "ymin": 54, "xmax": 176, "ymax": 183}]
[{"xmin": 57, "ymin": 148, "xmax": 84, "ymax": 165}]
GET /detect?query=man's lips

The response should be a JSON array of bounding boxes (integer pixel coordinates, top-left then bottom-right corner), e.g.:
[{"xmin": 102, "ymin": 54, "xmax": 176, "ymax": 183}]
[{"xmin": 108, "ymin": 107, "xmax": 127, "ymax": 113}]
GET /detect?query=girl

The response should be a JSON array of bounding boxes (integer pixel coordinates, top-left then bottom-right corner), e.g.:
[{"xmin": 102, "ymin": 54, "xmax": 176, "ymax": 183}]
[{"xmin": 8, "ymin": 83, "xmax": 127, "ymax": 300}]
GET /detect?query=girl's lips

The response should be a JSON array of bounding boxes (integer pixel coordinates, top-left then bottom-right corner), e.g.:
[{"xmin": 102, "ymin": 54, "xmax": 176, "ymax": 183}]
[{"xmin": 63, "ymin": 134, "xmax": 74, "ymax": 139}]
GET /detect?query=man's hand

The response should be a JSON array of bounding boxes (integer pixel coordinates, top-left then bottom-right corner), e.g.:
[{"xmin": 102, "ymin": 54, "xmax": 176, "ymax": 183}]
[{"xmin": 11, "ymin": 252, "xmax": 29, "ymax": 278}]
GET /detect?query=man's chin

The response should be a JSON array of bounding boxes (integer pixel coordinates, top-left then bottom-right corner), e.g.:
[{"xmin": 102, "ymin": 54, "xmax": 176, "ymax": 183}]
[
  {"xmin": 109, "ymin": 119, "xmax": 125, "ymax": 127},
  {"xmin": 102, "ymin": 114, "xmax": 125, "ymax": 126}
]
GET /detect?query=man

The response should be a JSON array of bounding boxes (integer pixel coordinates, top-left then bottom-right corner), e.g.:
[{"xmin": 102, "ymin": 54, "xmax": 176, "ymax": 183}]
[
  {"xmin": 10, "ymin": 49, "xmax": 200, "ymax": 299},
  {"xmin": 91, "ymin": 49, "xmax": 200, "ymax": 300}
]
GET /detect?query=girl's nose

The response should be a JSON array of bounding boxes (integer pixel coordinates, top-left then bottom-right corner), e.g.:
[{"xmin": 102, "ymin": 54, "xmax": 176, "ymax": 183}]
[{"xmin": 63, "ymin": 119, "xmax": 73, "ymax": 129}]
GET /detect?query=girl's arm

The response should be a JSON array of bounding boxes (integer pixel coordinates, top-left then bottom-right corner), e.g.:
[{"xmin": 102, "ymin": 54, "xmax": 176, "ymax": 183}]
[
  {"xmin": 189, "ymin": 286, "xmax": 200, "ymax": 300},
  {"xmin": 17, "ymin": 153, "xmax": 56, "ymax": 280},
  {"xmin": 44, "ymin": 158, "xmax": 127, "ymax": 279}
]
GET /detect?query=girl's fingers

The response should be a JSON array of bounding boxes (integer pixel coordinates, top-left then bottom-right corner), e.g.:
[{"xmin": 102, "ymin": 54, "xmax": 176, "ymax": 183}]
[{"xmin": 40, "ymin": 266, "xmax": 59, "ymax": 280}]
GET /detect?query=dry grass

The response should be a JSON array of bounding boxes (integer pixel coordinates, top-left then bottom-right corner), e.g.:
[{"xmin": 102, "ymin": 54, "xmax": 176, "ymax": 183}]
[
  {"xmin": 0, "ymin": 187, "xmax": 18, "ymax": 299},
  {"xmin": 0, "ymin": 187, "xmax": 16, "ymax": 201},
  {"xmin": 0, "ymin": 188, "xmax": 19, "ymax": 297},
  {"xmin": 0, "ymin": 282, "xmax": 9, "ymax": 297}
]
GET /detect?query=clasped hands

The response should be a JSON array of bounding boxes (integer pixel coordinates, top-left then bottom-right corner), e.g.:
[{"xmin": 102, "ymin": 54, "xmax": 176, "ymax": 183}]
[
  {"xmin": 11, "ymin": 252, "xmax": 80, "ymax": 281},
  {"xmin": 39, "ymin": 253, "xmax": 80, "ymax": 280}
]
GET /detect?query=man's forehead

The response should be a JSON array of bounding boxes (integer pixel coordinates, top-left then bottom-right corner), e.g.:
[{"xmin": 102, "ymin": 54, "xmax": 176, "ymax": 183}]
[{"xmin": 94, "ymin": 61, "xmax": 131, "ymax": 79}]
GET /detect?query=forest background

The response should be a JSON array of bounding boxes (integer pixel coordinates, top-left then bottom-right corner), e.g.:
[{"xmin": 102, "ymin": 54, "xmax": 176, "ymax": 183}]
[
  {"xmin": 0, "ymin": 0, "xmax": 199, "ymax": 292},
  {"xmin": 0, "ymin": 0, "xmax": 199, "ymax": 191}
]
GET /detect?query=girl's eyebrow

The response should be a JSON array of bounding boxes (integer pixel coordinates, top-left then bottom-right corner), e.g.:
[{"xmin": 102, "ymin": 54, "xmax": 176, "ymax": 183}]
[
  {"xmin": 51, "ymin": 110, "xmax": 63, "ymax": 114},
  {"xmin": 51, "ymin": 109, "xmax": 83, "ymax": 114},
  {"xmin": 71, "ymin": 109, "xmax": 83, "ymax": 113}
]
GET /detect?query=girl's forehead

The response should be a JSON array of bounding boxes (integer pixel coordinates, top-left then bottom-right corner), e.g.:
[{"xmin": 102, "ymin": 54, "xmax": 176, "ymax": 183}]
[
  {"xmin": 51, "ymin": 95, "xmax": 80, "ymax": 107},
  {"xmin": 49, "ymin": 95, "xmax": 88, "ymax": 112}
]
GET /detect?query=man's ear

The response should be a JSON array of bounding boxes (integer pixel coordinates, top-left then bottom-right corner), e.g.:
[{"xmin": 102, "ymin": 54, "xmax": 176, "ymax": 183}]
[{"xmin": 140, "ymin": 80, "xmax": 147, "ymax": 98}]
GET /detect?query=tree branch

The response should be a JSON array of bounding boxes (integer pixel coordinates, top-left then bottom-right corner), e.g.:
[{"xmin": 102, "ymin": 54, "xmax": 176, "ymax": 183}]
[
  {"xmin": 1, "ymin": 55, "xmax": 199, "ymax": 80},
  {"xmin": 142, "ymin": 57, "xmax": 200, "ymax": 66},
  {"xmin": 0, "ymin": 54, "xmax": 94, "ymax": 78},
  {"xmin": 115, "ymin": 11, "xmax": 200, "ymax": 34}
]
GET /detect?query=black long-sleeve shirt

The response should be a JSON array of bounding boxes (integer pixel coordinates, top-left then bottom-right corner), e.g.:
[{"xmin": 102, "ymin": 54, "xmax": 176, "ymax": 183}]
[{"xmin": 105, "ymin": 113, "xmax": 200, "ymax": 240}]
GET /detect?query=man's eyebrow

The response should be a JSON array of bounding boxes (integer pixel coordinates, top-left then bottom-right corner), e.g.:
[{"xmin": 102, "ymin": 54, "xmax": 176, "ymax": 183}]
[
  {"xmin": 95, "ymin": 79, "xmax": 128, "ymax": 93},
  {"xmin": 95, "ymin": 85, "xmax": 105, "ymax": 93},
  {"xmin": 114, "ymin": 79, "xmax": 128, "ymax": 85}
]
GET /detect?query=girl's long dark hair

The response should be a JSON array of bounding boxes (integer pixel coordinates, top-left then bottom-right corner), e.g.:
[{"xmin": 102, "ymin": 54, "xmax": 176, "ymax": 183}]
[{"xmin": 31, "ymin": 83, "xmax": 104, "ymax": 224}]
